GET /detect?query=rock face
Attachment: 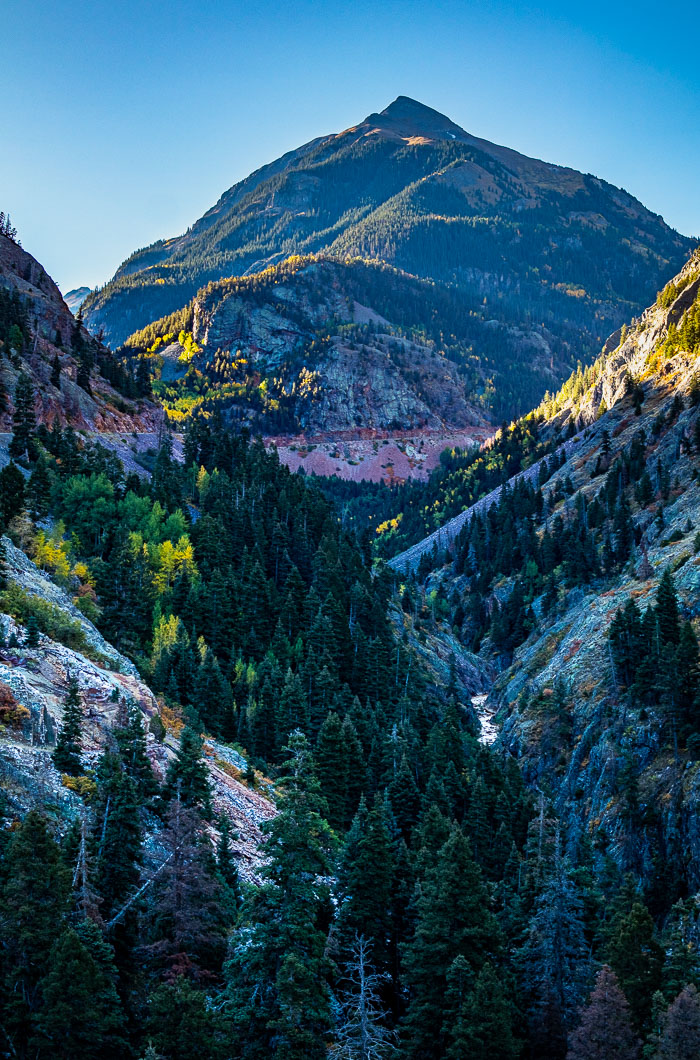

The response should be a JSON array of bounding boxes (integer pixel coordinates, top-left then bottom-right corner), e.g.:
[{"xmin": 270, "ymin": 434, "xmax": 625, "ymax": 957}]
[
  {"xmin": 0, "ymin": 233, "xmax": 161, "ymax": 434},
  {"xmin": 195, "ymin": 263, "xmax": 485, "ymax": 433},
  {"xmin": 0, "ymin": 537, "xmax": 275, "ymax": 879}
]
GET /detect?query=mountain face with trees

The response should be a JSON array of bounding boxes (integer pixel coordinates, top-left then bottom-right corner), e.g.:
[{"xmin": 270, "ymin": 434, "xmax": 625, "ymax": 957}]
[
  {"xmin": 83, "ymin": 97, "xmax": 692, "ymax": 424},
  {"xmin": 120, "ymin": 255, "xmax": 498, "ymax": 432},
  {"xmin": 2, "ymin": 236, "xmax": 700, "ymax": 1056},
  {"xmin": 388, "ymin": 248, "xmax": 700, "ymax": 1042}
]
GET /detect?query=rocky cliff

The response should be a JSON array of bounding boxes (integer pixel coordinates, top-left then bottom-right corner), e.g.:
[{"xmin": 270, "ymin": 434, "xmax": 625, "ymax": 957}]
[
  {"xmin": 0, "ymin": 233, "xmax": 161, "ymax": 434},
  {"xmin": 0, "ymin": 535, "xmax": 274, "ymax": 879},
  {"xmin": 126, "ymin": 256, "xmax": 493, "ymax": 434}
]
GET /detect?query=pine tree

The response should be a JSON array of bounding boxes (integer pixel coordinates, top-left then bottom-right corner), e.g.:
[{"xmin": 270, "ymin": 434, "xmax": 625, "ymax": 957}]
[
  {"xmin": 163, "ymin": 726, "xmax": 212, "ymax": 817},
  {"xmin": 656, "ymin": 569, "xmax": 680, "ymax": 647},
  {"xmin": 9, "ymin": 371, "xmax": 37, "ymax": 460},
  {"xmin": 24, "ymin": 613, "xmax": 40, "ymax": 647},
  {"xmin": 445, "ymin": 959, "xmax": 520, "ymax": 1060},
  {"xmin": 52, "ymin": 675, "xmax": 84, "ymax": 775},
  {"xmin": 315, "ymin": 711, "xmax": 350, "ymax": 830},
  {"xmin": 146, "ymin": 797, "xmax": 227, "ymax": 977},
  {"xmin": 216, "ymin": 812, "xmax": 243, "ymax": 912},
  {"xmin": 566, "ymin": 965, "xmax": 640, "ymax": 1060},
  {"xmin": 607, "ymin": 901, "xmax": 663, "ymax": 1031},
  {"xmin": 92, "ymin": 750, "xmax": 143, "ymax": 918},
  {"xmin": 0, "ymin": 811, "xmax": 71, "ymax": 1053},
  {"xmin": 519, "ymin": 838, "xmax": 590, "ymax": 1047},
  {"xmin": 336, "ymin": 795, "xmax": 394, "ymax": 977},
  {"xmin": 32, "ymin": 925, "xmax": 127, "ymax": 1059},
  {"xmin": 146, "ymin": 976, "xmax": 223, "ymax": 1060},
  {"xmin": 224, "ymin": 731, "xmax": 335, "ymax": 1060},
  {"xmin": 114, "ymin": 702, "xmax": 159, "ymax": 800},
  {"xmin": 657, "ymin": 984, "xmax": 700, "ymax": 1060},
  {"xmin": 401, "ymin": 825, "xmax": 500, "ymax": 1060},
  {"xmin": 27, "ymin": 454, "xmax": 51, "ymax": 519}
]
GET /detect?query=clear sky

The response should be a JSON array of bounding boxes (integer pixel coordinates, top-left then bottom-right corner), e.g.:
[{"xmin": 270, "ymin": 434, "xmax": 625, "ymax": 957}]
[{"xmin": 4, "ymin": 0, "xmax": 699, "ymax": 292}]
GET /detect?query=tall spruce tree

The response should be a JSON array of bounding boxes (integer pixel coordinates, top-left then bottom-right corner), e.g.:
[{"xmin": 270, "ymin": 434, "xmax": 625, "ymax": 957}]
[
  {"xmin": 163, "ymin": 726, "xmax": 212, "ymax": 817},
  {"xmin": 52, "ymin": 675, "xmax": 84, "ymax": 775},
  {"xmin": 32, "ymin": 926, "xmax": 127, "ymax": 1059},
  {"xmin": 401, "ymin": 825, "xmax": 500, "ymax": 1060},
  {"xmin": 0, "ymin": 812, "xmax": 71, "ymax": 1054},
  {"xmin": 224, "ymin": 731, "xmax": 335, "ymax": 1060},
  {"xmin": 9, "ymin": 371, "xmax": 37, "ymax": 460}
]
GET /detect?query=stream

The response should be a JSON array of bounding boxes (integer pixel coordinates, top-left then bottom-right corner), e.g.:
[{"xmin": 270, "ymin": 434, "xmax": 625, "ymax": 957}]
[{"xmin": 471, "ymin": 693, "xmax": 499, "ymax": 745}]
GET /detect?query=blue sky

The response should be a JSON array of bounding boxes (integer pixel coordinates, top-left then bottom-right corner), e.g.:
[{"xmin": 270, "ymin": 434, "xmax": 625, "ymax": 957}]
[{"xmin": 4, "ymin": 0, "xmax": 699, "ymax": 292}]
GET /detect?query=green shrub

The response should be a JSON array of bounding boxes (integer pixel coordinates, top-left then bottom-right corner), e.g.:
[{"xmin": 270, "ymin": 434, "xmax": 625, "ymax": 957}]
[{"xmin": 0, "ymin": 584, "xmax": 89, "ymax": 655}]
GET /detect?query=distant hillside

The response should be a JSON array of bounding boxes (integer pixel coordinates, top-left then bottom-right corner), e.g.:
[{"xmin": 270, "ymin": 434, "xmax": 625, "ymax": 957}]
[
  {"xmin": 84, "ymin": 97, "xmax": 693, "ymax": 424},
  {"xmin": 123, "ymin": 253, "xmax": 577, "ymax": 431},
  {"xmin": 64, "ymin": 286, "xmax": 90, "ymax": 314}
]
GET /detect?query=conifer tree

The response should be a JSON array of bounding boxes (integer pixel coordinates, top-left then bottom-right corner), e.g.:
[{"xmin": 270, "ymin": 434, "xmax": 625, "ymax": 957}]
[
  {"xmin": 519, "ymin": 838, "xmax": 590, "ymax": 1047},
  {"xmin": 0, "ymin": 811, "xmax": 71, "ymax": 1053},
  {"xmin": 24, "ymin": 613, "xmax": 40, "ymax": 647},
  {"xmin": 146, "ymin": 976, "xmax": 223, "ymax": 1060},
  {"xmin": 163, "ymin": 726, "xmax": 212, "ymax": 817},
  {"xmin": 445, "ymin": 959, "xmax": 520, "ymax": 1060},
  {"xmin": 52, "ymin": 675, "xmax": 84, "ymax": 775},
  {"xmin": 114, "ymin": 702, "xmax": 159, "ymax": 800},
  {"xmin": 92, "ymin": 751, "xmax": 143, "ymax": 918},
  {"xmin": 33, "ymin": 926, "xmax": 127, "ymax": 1059},
  {"xmin": 315, "ymin": 711, "xmax": 351, "ymax": 830},
  {"xmin": 607, "ymin": 901, "xmax": 663, "ymax": 1031},
  {"xmin": 566, "ymin": 965, "xmax": 640, "ymax": 1060},
  {"xmin": 401, "ymin": 825, "xmax": 500, "ymax": 1060},
  {"xmin": 656, "ymin": 569, "xmax": 680, "ymax": 647},
  {"xmin": 216, "ymin": 812, "xmax": 243, "ymax": 912},
  {"xmin": 146, "ymin": 797, "xmax": 227, "ymax": 977},
  {"xmin": 336, "ymin": 794, "xmax": 394, "ymax": 977},
  {"xmin": 9, "ymin": 371, "xmax": 37, "ymax": 460},
  {"xmin": 224, "ymin": 731, "xmax": 335, "ymax": 1060},
  {"xmin": 657, "ymin": 984, "xmax": 700, "ymax": 1060},
  {"xmin": 27, "ymin": 454, "xmax": 51, "ymax": 518}
]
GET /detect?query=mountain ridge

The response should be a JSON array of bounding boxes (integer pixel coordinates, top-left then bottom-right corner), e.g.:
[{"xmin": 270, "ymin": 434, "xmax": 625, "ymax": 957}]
[{"xmin": 83, "ymin": 97, "xmax": 693, "ymax": 364}]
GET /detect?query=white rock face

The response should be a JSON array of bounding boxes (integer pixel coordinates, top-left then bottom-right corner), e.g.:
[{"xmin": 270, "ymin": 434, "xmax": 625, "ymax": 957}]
[
  {"xmin": 0, "ymin": 539, "xmax": 275, "ymax": 879},
  {"xmin": 3, "ymin": 535, "xmax": 139, "ymax": 676}
]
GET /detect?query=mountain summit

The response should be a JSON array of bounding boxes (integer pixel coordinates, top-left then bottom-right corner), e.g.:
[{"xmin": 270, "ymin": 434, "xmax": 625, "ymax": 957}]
[
  {"xmin": 84, "ymin": 98, "xmax": 693, "ymax": 407},
  {"xmin": 353, "ymin": 95, "xmax": 473, "ymax": 142}
]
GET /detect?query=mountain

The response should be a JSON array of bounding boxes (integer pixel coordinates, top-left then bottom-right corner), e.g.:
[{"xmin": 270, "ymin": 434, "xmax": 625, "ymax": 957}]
[
  {"xmin": 398, "ymin": 247, "xmax": 700, "ymax": 894},
  {"xmin": 122, "ymin": 253, "xmax": 541, "ymax": 433},
  {"xmin": 84, "ymin": 97, "xmax": 693, "ymax": 424},
  {"xmin": 0, "ymin": 231, "xmax": 159, "ymax": 435},
  {"xmin": 64, "ymin": 286, "xmax": 91, "ymax": 314}
]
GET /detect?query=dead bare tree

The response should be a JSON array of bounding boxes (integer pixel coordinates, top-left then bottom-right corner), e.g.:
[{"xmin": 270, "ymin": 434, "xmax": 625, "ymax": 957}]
[{"xmin": 330, "ymin": 934, "xmax": 396, "ymax": 1060}]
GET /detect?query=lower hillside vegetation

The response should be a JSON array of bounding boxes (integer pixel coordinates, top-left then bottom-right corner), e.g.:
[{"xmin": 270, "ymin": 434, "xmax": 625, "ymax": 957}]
[{"xmin": 3, "ymin": 257, "xmax": 700, "ymax": 1059}]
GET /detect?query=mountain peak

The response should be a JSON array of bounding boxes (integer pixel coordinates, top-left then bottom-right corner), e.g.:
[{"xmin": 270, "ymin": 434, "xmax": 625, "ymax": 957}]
[{"xmin": 356, "ymin": 96, "xmax": 469, "ymax": 144}]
